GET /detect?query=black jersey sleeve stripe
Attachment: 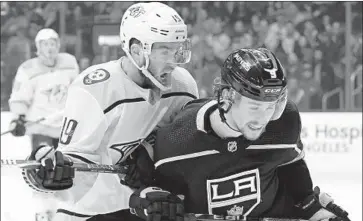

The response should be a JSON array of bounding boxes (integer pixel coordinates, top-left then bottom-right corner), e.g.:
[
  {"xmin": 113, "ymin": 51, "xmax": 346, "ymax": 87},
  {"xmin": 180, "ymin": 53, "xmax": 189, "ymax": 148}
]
[
  {"xmin": 65, "ymin": 153, "xmax": 97, "ymax": 164},
  {"xmin": 56, "ymin": 209, "xmax": 93, "ymax": 218},
  {"xmin": 103, "ymin": 97, "xmax": 146, "ymax": 114},
  {"xmin": 161, "ymin": 92, "xmax": 197, "ymax": 99}
]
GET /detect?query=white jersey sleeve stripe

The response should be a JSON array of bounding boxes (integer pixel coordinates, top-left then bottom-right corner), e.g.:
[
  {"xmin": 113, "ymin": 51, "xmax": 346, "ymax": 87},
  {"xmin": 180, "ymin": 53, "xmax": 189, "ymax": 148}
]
[{"xmin": 155, "ymin": 150, "xmax": 220, "ymax": 169}]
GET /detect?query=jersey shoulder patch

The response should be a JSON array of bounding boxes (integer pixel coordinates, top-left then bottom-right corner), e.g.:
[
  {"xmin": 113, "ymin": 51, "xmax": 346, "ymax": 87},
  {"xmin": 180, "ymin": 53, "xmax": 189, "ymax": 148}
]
[{"xmin": 83, "ymin": 68, "xmax": 111, "ymax": 85}]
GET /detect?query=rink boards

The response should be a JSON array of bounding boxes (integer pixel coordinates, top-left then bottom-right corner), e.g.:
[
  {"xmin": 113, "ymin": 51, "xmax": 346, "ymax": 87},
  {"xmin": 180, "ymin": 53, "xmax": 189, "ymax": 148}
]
[{"xmin": 1, "ymin": 111, "xmax": 362, "ymax": 221}]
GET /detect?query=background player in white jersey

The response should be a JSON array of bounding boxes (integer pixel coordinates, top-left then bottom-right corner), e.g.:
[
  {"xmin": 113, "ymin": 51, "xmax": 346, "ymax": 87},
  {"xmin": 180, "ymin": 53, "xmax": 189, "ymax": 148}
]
[
  {"xmin": 8, "ymin": 28, "xmax": 79, "ymax": 149},
  {"xmin": 21, "ymin": 2, "xmax": 198, "ymax": 221}
]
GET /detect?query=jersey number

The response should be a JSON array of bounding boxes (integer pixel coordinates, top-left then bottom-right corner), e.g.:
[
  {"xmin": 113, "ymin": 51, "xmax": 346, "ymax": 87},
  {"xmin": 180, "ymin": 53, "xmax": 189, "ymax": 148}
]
[{"xmin": 59, "ymin": 117, "xmax": 78, "ymax": 145}]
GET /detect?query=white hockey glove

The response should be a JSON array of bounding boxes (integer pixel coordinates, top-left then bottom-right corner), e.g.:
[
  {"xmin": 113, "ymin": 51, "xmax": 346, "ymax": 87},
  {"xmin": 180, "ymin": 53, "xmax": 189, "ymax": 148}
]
[{"xmin": 22, "ymin": 145, "xmax": 75, "ymax": 192}]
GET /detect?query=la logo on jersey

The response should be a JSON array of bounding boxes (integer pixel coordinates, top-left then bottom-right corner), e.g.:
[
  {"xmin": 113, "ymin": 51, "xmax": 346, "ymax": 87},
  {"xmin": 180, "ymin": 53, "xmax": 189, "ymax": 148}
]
[{"xmin": 206, "ymin": 169, "xmax": 261, "ymax": 216}]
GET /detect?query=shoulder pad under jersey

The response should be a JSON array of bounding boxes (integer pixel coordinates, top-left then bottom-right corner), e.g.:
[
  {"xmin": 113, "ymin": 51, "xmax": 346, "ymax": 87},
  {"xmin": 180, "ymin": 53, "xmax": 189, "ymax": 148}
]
[
  {"xmin": 70, "ymin": 60, "xmax": 127, "ymax": 110},
  {"xmin": 17, "ymin": 57, "xmax": 44, "ymax": 78}
]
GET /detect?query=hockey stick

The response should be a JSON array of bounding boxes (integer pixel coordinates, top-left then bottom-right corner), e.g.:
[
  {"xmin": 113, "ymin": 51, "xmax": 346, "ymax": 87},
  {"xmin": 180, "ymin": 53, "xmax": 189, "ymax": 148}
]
[
  {"xmin": 1, "ymin": 162, "xmax": 309, "ymax": 221},
  {"xmin": 192, "ymin": 214, "xmax": 308, "ymax": 221},
  {"xmin": 1, "ymin": 111, "xmax": 64, "ymax": 136},
  {"xmin": 191, "ymin": 214, "xmax": 308, "ymax": 221},
  {"xmin": 1, "ymin": 117, "xmax": 46, "ymax": 136},
  {"xmin": 1, "ymin": 159, "xmax": 128, "ymax": 174}
]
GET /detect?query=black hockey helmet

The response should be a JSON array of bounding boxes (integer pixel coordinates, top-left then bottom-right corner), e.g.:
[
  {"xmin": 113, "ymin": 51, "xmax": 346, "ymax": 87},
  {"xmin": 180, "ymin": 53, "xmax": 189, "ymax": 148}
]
[{"xmin": 219, "ymin": 48, "xmax": 287, "ymax": 102}]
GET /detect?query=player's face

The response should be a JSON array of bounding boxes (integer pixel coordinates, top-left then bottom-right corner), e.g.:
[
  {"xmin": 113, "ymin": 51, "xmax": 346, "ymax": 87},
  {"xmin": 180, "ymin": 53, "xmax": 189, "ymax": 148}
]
[
  {"xmin": 148, "ymin": 41, "xmax": 191, "ymax": 88},
  {"xmin": 38, "ymin": 39, "xmax": 59, "ymax": 62},
  {"xmin": 231, "ymin": 95, "xmax": 276, "ymax": 140}
]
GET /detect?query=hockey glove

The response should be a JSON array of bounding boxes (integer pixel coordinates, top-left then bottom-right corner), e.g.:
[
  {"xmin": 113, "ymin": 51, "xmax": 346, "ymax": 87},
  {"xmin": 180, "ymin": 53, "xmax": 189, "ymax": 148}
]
[
  {"xmin": 22, "ymin": 145, "xmax": 75, "ymax": 192},
  {"xmin": 296, "ymin": 186, "xmax": 350, "ymax": 221},
  {"xmin": 120, "ymin": 144, "xmax": 155, "ymax": 189},
  {"xmin": 129, "ymin": 186, "xmax": 185, "ymax": 221},
  {"xmin": 9, "ymin": 114, "xmax": 26, "ymax": 136}
]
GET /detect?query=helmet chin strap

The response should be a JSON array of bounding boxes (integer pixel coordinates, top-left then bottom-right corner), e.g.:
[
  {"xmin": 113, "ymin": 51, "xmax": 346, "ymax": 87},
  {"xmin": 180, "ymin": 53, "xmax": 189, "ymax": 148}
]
[
  {"xmin": 216, "ymin": 88, "xmax": 242, "ymax": 134},
  {"xmin": 124, "ymin": 48, "xmax": 171, "ymax": 91},
  {"xmin": 218, "ymin": 107, "xmax": 241, "ymax": 134}
]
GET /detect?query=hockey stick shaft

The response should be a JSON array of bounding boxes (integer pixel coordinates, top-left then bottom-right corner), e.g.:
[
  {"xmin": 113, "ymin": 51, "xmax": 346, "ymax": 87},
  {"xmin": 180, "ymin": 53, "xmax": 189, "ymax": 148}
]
[
  {"xmin": 1, "ymin": 159, "xmax": 128, "ymax": 174},
  {"xmin": 2, "ymin": 161, "xmax": 308, "ymax": 221},
  {"xmin": 192, "ymin": 214, "xmax": 307, "ymax": 221}
]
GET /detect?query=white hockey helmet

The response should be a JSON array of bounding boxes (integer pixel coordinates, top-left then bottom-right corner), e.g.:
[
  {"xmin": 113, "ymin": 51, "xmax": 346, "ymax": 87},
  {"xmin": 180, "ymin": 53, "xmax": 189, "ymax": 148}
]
[
  {"xmin": 120, "ymin": 2, "xmax": 191, "ymax": 91},
  {"xmin": 35, "ymin": 28, "xmax": 60, "ymax": 55}
]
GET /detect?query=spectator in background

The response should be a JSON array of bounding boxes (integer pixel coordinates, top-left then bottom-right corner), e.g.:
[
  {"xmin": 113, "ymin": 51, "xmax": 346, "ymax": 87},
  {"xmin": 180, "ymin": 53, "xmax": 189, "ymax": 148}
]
[
  {"xmin": 1, "ymin": 2, "xmax": 361, "ymax": 112},
  {"xmin": 109, "ymin": 2, "xmax": 123, "ymax": 23},
  {"xmin": 322, "ymin": 15, "xmax": 332, "ymax": 32},
  {"xmin": 4, "ymin": 18, "xmax": 31, "ymax": 80},
  {"xmin": 79, "ymin": 56, "xmax": 91, "ymax": 72},
  {"xmin": 1, "ymin": 59, "xmax": 9, "ymax": 110},
  {"xmin": 281, "ymin": 21, "xmax": 300, "ymax": 64},
  {"xmin": 264, "ymin": 15, "xmax": 286, "ymax": 51},
  {"xmin": 42, "ymin": 2, "xmax": 60, "ymax": 30},
  {"xmin": 198, "ymin": 46, "xmax": 220, "ymax": 97},
  {"xmin": 300, "ymin": 63, "xmax": 323, "ymax": 110},
  {"xmin": 287, "ymin": 77, "xmax": 306, "ymax": 108}
]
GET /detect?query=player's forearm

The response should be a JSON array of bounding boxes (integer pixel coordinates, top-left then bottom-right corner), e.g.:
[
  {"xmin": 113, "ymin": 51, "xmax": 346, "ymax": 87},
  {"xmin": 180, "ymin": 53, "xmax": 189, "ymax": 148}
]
[{"xmin": 277, "ymin": 159, "xmax": 314, "ymax": 204}]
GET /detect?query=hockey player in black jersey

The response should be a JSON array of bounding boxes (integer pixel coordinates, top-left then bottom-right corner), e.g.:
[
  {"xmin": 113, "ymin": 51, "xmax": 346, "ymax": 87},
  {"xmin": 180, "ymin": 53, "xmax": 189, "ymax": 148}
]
[{"xmin": 126, "ymin": 48, "xmax": 350, "ymax": 221}]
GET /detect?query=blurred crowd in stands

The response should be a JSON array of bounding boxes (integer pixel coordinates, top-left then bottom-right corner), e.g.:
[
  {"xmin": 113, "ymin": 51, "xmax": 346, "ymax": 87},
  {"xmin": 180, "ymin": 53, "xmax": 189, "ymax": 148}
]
[{"xmin": 1, "ymin": 1, "xmax": 362, "ymax": 111}]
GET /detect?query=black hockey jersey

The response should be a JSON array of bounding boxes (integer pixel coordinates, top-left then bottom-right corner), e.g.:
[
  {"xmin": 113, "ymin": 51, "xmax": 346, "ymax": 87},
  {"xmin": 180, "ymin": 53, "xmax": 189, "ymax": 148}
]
[{"xmin": 153, "ymin": 99, "xmax": 305, "ymax": 217}]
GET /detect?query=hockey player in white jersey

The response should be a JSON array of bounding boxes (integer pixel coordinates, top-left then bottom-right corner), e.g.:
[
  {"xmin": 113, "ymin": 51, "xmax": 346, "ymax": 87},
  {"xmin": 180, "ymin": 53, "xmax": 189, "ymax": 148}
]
[
  {"xmin": 22, "ymin": 2, "xmax": 198, "ymax": 221},
  {"xmin": 8, "ymin": 28, "xmax": 79, "ymax": 149}
]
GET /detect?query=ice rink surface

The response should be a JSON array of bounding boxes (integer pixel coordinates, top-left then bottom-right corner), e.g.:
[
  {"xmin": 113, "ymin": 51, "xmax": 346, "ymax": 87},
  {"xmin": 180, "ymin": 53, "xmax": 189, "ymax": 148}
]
[{"xmin": 1, "ymin": 112, "xmax": 362, "ymax": 221}]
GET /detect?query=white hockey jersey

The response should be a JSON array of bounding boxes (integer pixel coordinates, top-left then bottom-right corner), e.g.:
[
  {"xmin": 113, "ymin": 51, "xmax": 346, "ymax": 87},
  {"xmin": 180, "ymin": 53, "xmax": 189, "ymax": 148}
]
[
  {"xmin": 8, "ymin": 53, "xmax": 79, "ymax": 138},
  {"xmin": 51, "ymin": 58, "xmax": 198, "ymax": 220}
]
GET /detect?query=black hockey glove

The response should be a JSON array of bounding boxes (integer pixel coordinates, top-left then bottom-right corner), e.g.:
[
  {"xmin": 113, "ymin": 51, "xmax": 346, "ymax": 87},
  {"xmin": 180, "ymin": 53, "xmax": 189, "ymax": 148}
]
[
  {"xmin": 120, "ymin": 144, "xmax": 155, "ymax": 189},
  {"xmin": 129, "ymin": 186, "xmax": 185, "ymax": 221},
  {"xmin": 22, "ymin": 145, "xmax": 75, "ymax": 192},
  {"xmin": 295, "ymin": 186, "xmax": 350, "ymax": 221},
  {"xmin": 10, "ymin": 114, "xmax": 26, "ymax": 136},
  {"xmin": 315, "ymin": 186, "xmax": 350, "ymax": 221}
]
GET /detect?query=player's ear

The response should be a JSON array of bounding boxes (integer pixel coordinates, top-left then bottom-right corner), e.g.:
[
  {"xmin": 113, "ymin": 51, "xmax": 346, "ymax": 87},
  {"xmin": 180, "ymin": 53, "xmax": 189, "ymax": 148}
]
[{"xmin": 130, "ymin": 43, "xmax": 144, "ymax": 66}]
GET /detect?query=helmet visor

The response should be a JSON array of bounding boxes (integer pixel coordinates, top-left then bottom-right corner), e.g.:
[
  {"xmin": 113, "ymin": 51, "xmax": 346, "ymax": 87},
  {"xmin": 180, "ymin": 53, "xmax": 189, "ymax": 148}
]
[{"xmin": 152, "ymin": 39, "xmax": 191, "ymax": 64}]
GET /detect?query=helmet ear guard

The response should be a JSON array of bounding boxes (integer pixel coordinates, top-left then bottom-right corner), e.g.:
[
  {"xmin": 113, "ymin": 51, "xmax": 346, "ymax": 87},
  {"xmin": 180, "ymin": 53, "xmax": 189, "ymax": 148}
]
[{"xmin": 213, "ymin": 77, "xmax": 236, "ymax": 114}]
